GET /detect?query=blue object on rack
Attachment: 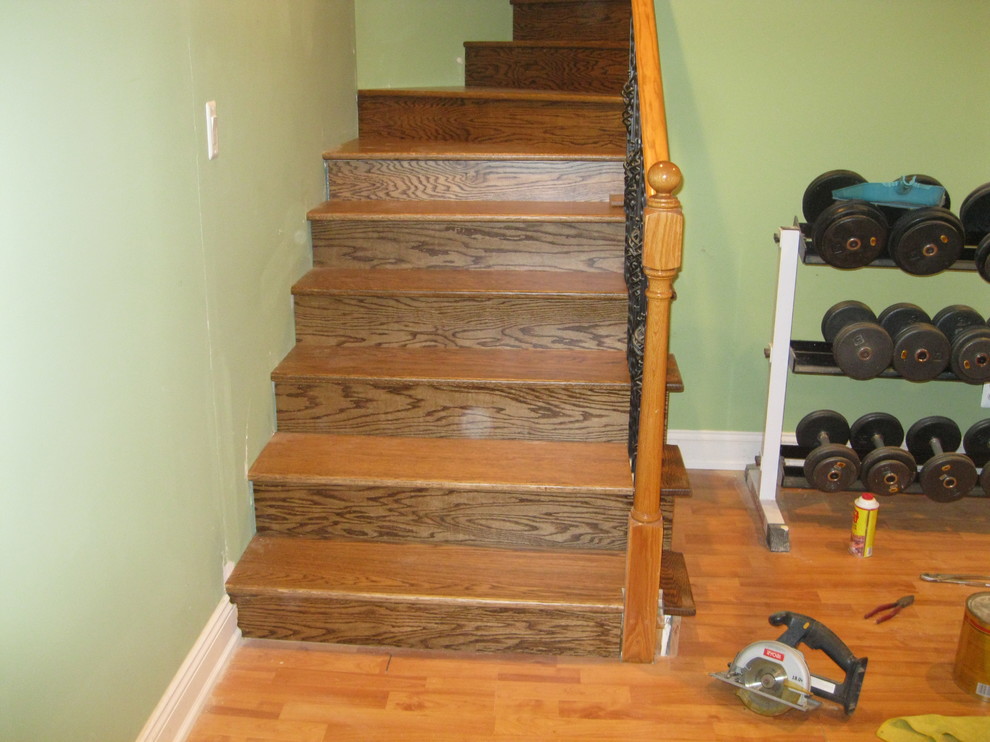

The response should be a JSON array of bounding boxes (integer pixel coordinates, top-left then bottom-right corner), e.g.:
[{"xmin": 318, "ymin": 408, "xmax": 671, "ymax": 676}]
[{"xmin": 832, "ymin": 176, "xmax": 947, "ymax": 210}]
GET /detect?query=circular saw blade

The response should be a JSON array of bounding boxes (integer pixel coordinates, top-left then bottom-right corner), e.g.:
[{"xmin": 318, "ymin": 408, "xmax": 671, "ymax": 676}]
[
  {"xmin": 723, "ymin": 640, "xmax": 813, "ymax": 717},
  {"xmin": 737, "ymin": 657, "xmax": 804, "ymax": 716}
]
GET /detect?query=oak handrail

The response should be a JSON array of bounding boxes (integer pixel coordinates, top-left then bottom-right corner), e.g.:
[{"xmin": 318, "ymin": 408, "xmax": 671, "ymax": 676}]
[{"xmin": 622, "ymin": 0, "xmax": 685, "ymax": 663}]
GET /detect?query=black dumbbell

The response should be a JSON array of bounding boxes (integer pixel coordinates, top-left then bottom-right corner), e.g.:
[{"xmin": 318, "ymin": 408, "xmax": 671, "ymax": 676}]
[
  {"xmin": 961, "ymin": 182, "xmax": 990, "ymax": 282},
  {"xmin": 877, "ymin": 303, "xmax": 950, "ymax": 381},
  {"xmin": 821, "ymin": 301, "xmax": 894, "ymax": 380},
  {"xmin": 796, "ymin": 410, "xmax": 861, "ymax": 492},
  {"xmin": 906, "ymin": 416, "xmax": 978, "ymax": 502},
  {"xmin": 850, "ymin": 413, "xmax": 917, "ymax": 495},
  {"xmin": 964, "ymin": 419, "xmax": 990, "ymax": 495},
  {"xmin": 803, "ymin": 170, "xmax": 887, "ymax": 269},
  {"xmin": 886, "ymin": 206, "xmax": 964, "ymax": 276},
  {"xmin": 932, "ymin": 305, "xmax": 990, "ymax": 384},
  {"xmin": 803, "ymin": 170, "xmax": 867, "ymax": 225},
  {"xmin": 811, "ymin": 201, "xmax": 889, "ymax": 270}
]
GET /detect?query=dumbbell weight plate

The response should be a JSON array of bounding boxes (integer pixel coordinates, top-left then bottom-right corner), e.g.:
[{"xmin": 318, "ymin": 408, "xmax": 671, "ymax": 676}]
[
  {"xmin": 812, "ymin": 200, "xmax": 888, "ymax": 269},
  {"xmin": 918, "ymin": 453, "xmax": 978, "ymax": 502},
  {"xmin": 907, "ymin": 416, "xmax": 976, "ymax": 502},
  {"xmin": 877, "ymin": 303, "xmax": 949, "ymax": 381},
  {"xmin": 887, "ymin": 207, "xmax": 964, "ymax": 275},
  {"xmin": 974, "ymin": 233, "xmax": 990, "ymax": 283},
  {"xmin": 804, "ymin": 444, "xmax": 861, "ymax": 492},
  {"xmin": 821, "ymin": 300, "xmax": 876, "ymax": 343},
  {"xmin": 850, "ymin": 412, "xmax": 904, "ymax": 450},
  {"xmin": 960, "ymin": 182, "xmax": 990, "ymax": 245},
  {"xmin": 861, "ymin": 447, "xmax": 917, "ymax": 495},
  {"xmin": 850, "ymin": 412, "xmax": 915, "ymax": 494},
  {"xmin": 802, "ymin": 169, "xmax": 867, "ymax": 224},
  {"xmin": 833, "ymin": 324, "xmax": 894, "ymax": 380},
  {"xmin": 796, "ymin": 410, "xmax": 859, "ymax": 492},
  {"xmin": 821, "ymin": 300, "xmax": 893, "ymax": 380},
  {"xmin": 964, "ymin": 420, "xmax": 990, "ymax": 495},
  {"xmin": 795, "ymin": 409, "xmax": 851, "ymax": 448},
  {"xmin": 932, "ymin": 305, "xmax": 990, "ymax": 384},
  {"xmin": 879, "ymin": 174, "xmax": 951, "ymax": 226},
  {"xmin": 963, "ymin": 419, "xmax": 990, "ymax": 469}
]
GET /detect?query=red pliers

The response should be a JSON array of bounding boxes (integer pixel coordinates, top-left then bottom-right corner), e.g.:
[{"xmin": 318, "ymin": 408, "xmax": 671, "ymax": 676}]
[{"xmin": 864, "ymin": 595, "xmax": 914, "ymax": 624}]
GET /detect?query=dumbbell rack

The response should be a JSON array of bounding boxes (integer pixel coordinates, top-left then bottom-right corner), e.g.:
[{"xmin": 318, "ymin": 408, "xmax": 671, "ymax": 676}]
[{"xmin": 744, "ymin": 225, "xmax": 987, "ymax": 551}]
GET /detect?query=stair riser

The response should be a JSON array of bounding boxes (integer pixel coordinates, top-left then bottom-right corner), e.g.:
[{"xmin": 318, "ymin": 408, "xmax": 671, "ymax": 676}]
[
  {"xmin": 274, "ymin": 380, "xmax": 628, "ymax": 442},
  {"xmin": 325, "ymin": 159, "xmax": 622, "ymax": 202},
  {"xmin": 252, "ymin": 483, "xmax": 629, "ymax": 550},
  {"xmin": 311, "ymin": 220, "xmax": 624, "ymax": 272},
  {"xmin": 230, "ymin": 595, "xmax": 621, "ymax": 657},
  {"xmin": 358, "ymin": 94, "xmax": 624, "ymax": 149},
  {"xmin": 293, "ymin": 295, "xmax": 626, "ymax": 350},
  {"xmin": 465, "ymin": 45, "xmax": 627, "ymax": 94},
  {"xmin": 513, "ymin": 1, "xmax": 631, "ymax": 42}
]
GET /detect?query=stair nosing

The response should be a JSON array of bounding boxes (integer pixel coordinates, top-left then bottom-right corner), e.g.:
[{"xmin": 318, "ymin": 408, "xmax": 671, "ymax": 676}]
[
  {"xmin": 464, "ymin": 40, "xmax": 628, "ymax": 50},
  {"xmin": 273, "ymin": 346, "xmax": 631, "ymax": 387},
  {"xmin": 249, "ymin": 433, "xmax": 633, "ymax": 493},
  {"xmin": 291, "ymin": 267, "xmax": 626, "ymax": 298},
  {"xmin": 228, "ymin": 536, "xmax": 626, "ymax": 609},
  {"xmin": 323, "ymin": 138, "xmax": 625, "ymax": 162},
  {"xmin": 307, "ymin": 199, "xmax": 625, "ymax": 222},
  {"xmin": 358, "ymin": 86, "xmax": 622, "ymax": 105}
]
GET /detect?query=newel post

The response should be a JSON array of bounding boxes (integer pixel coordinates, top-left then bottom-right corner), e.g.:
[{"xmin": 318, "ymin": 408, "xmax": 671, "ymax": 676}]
[{"xmin": 621, "ymin": 160, "xmax": 684, "ymax": 663}]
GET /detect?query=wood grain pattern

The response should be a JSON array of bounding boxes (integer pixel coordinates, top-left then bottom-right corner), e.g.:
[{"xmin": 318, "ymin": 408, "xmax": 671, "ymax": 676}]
[
  {"xmin": 249, "ymin": 432, "xmax": 690, "ymax": 498},
  {"xmin": 192, "ymin": 471, "xmax": 990, "ymax": 741},
  {"xmin": 232, "ymin": 598, "xmax": 623, "ymax": 656},
  {"xmin": 324, "ymin": 137, "xmax": 626, "ymax": 160},
  {"xmin": 291, "ymin": 267, "xmax": 627, "ymax": 297},
  {"xmin": 273, "ymin": 346, "xmax": 630, "ymax": 442},
  {"xmin": 512, "ymin": 0, "xmax": 631, "ymax": 42},
  {"xmin": 357, "ymin": 88, "xmax": 624, "ymax": 149},
  {"xmin": 325, "ymin": 158, "xmax": 622, "ymax": 202},
  {"xmin": 465, "ymin": 42, "xmax": 628, "ymax": 94},
  {"xmin": 252, "ymin": 482, "xmax": 631, "ymax": 550},
  {"xmin": 293, "ymin": 294, "xmax": 626, "ymax": 350},
  {"xmin": 311, "ymin": 216, "xmax": 624, "ymax": 272},
  {"xmin": 227, "ymin": 537, "xmax": 625, "ymax": 655},
  {"xmin": 250, "ymin": 433, "xmax": 634, "ymax": 493}
]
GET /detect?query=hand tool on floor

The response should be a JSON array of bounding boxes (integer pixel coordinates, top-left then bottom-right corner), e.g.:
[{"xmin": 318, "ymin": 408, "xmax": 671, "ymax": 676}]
[
  {"xmin": 711, "ymin": 611, "xmax": 868, "ymax": 717},
  {"xmin": 921, "ymin": 573, "xmax": 990, "ymax": 587},
  {"xmin": 864, "ymin": 595, "xmax": 914, "ymax": 623}
]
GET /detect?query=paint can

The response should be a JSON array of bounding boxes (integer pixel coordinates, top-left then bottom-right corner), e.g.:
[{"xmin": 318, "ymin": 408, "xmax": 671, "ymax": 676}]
[
  {"xmin": 848, "ymin": 492, "xmax": 878, "ymax": 557},
  {"xmin": 953, "ymin": 592, "xmax": 990, "ymax": 700}
]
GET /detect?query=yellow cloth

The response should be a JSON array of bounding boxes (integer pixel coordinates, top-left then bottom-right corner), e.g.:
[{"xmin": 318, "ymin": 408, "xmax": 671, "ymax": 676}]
[{"xmin": 877, "ymin": 715, "xmax": 990, "ymax": 742}]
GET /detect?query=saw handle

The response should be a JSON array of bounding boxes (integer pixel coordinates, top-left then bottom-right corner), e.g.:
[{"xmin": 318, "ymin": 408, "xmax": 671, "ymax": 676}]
[{"xmin": 769, "ymin": 611, "xmax": 868, "ymax": 714}]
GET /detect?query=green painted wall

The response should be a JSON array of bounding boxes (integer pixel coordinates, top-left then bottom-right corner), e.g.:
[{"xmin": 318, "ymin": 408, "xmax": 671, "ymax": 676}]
[
  {"xmin": 655, "ymin": 0, "xmax": 990, "ymax": 436},
  {"xmin": 0, "ymin": 2, "xmax": 356, "ymax": 741},
  {"xmin": 356, "ymin": 0, "xmax": 511, "ymax": 88}
]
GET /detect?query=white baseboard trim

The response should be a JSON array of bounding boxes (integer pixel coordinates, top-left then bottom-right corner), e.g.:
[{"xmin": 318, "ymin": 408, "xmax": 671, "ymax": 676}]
[
  {"xmin": 136, "ymin": 593, "xmax": 241, "ymax": 742},
  {"xmin": 667, "ymin": 429, "xmax": 761, "ymax": 471}
]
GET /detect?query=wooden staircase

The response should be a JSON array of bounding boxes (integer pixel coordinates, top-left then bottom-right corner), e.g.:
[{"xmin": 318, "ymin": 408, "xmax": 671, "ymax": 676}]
[{"xmin": 227, "ymin": 0, "xmax": 692, "ymax": 660}]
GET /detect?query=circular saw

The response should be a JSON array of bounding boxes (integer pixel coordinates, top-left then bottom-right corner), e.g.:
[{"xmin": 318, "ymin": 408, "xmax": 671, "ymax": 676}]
[{"xmin": 711, "ymin": 611, "xmax": 868, "ymax": 716}]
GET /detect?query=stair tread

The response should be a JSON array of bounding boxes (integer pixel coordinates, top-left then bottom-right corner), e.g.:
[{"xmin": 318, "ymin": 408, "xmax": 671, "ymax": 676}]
[
  {"xmin": 465, "ymin": 40, "xmax": 627, "ymax": 50},
  {"xmin": 275, "ymin": 346, "xmax": 630, "ymax": 386},
  {"xmin": 308, "ymin": 199, "xmax": 624, "ymax": 222},
  {"xmin": 325, "ymin": 138, "xmax": 624, "ymax": 161},
  {"xmin": 228, "ymin": 536, "xmax": 625, "ymax": 608},
  {"xmin": 359, "ymin": 86, "xmax": 621, "ymax": 105},
  {"xmin": 292, "ymin": 267, "xmax": 625, "ymax": 297},
  {"xmin": 251, "ymin": 433, "xmax": 632, "ymax": 492}
]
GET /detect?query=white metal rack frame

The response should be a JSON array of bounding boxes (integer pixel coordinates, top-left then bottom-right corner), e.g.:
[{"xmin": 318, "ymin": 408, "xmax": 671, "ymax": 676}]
[{"xmin": 744, "ymin": 225, "xmax": 802, "ymax": 551}]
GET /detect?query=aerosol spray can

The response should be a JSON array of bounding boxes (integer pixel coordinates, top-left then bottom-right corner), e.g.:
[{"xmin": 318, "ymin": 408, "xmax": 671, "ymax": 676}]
[{"xmin": 849, "ymin": 492, "xmax": 879, "ymax": 557}]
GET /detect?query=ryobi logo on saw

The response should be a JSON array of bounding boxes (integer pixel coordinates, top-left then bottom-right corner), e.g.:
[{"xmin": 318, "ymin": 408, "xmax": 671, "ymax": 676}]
[{"xmin": 763, "ymin": 648, "xmax": 786, "ymax": 662}]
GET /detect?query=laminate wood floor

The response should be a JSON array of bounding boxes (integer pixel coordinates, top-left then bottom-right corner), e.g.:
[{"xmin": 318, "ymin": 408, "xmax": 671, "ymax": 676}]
[{"xmin": 187, "ymin": 471, "xmax": 990, "ymax": 741}]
